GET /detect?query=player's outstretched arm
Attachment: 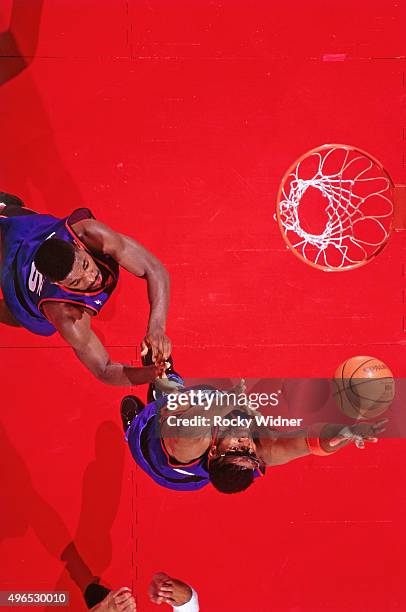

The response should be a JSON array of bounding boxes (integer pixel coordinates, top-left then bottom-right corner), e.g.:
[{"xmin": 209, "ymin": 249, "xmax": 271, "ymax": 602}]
[
  {"xmin": 257, "ymin": 420, "xmax": 387, "ymax": 466},
  {"xmin": 72, "ymin": 218, "xmax": 171, "ymax": 361},
  {"xmin": 42, "ymin": 302, "xmax": 164, "ymax": 386}
]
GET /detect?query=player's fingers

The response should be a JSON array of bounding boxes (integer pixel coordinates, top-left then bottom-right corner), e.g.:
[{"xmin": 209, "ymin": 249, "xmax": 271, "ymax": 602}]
[
  {"xmin": 117, "ymin": 601, "xmax": 135, "ymax": 611},
  {"xmin": 140, "ymin": 340, "xmax": 148, "ymax": 356},
  {"xmin": 153, "ymin": 572, "xmax": 171, "ymax": 584},
  {"xmin": 113, "ymin": 587, "xmax": 131, "ymax": 599},
  {"xmin": 153, "ymin": 337, "xmax": 162, "ymax": 358},
  {"xmin": 158, "ymin": 586, "xmax": 173, "ymax": 595},
  {"xmin": 329, "ymin": 425, "xmax": 355, "ymax": 447},
  {"xmin": 158, "ymin": 590, "xmax": 173, "ymax": 597},
  {"xmin": 365, "ymin": 437, "xmax": 378, "ymax": 443},
  {"xmin": 354, "ymin": 437, "xmax": 365, "ymax": 449},
  {"xmin": 149, "ymin": 593, "xmax": 161, "ymax": 604},
  {"xmin": 114, "ymin": 591, "xmax": 132, "ymax": 604},
  {"xmin": 373, "ymin": 425, "xmax": 387, "ymax": 434},
  {"xmin": 151, "ymin": 343, "xmax": 160, "ymax": 363},
  {"xmin": 160, "ymin": 336, "xmax": 167, "ymax": 355},
  {"xmin": 115, "ymin": 597, "xmax": 133, "ymax": 608},
  {"xmin": 113, "ymin": 587, "xmax": 132, "ymax": 599},
  {"xmin": 374, "ymin": 418, "xmax": 389, "ymax": 427},
  {"xmin": 163, "ymin": 338, "xmax": 171, "ymax": 360},
  {"xmin": 328, "ymin": 435, "xmax": 351, "ymax": 447},
  {"xmin": 120, "ymin": 597, "xmax": 136, "ymax": 611},
  {"xmin": 155, "ymin": 362, "xmax": 166, "ymax": 377}
]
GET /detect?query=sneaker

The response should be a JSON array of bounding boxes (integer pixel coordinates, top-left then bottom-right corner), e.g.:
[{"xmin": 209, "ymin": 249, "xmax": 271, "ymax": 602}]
[
  {"xmin": 84, "ymin": 582, "xmax": 111, "ymax": 609},
  {"xmin": 120, "ymin": 395, "xmax": 145, "ymax": 432},
  {"xmin": 0, "ymin": 192, "xmax": 25, "ymax": 207}
]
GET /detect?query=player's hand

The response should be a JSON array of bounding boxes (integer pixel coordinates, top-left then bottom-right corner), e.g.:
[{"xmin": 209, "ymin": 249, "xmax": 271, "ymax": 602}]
[
  {"xmin": 154, "ymin": 377, "xmax": 184, "ymax": 394},
  {"xmin": 328, "ymin": 418, "xmax": 388, "ymax": 449},
  {"xmin": 110, "ymin": 587, "xmax": 136, "ymax": 611},
  {"xmin": 153, "ymin": 359, "xmax": 167, "ymax": 379},
  {"xmin": 233, "ymin": 378, "xmax": 247, "ymax": 395},
  {"xmin": 141, "ymin": 327, "xmax": 172, "ymax": 363},
  {"xmin": 149, "ymin": 573, "xmax": 171, "ymax": 604},
  {"xmin": 148, "ymin": 573, "xmax": 192, "ymax": 606},
  {"xmin": 166, "ymin": 579, "xmax": 193, "ymax": 606},
  {"xmin": 91, "ymin": 587, "xmax": 135, "ymax": 611}
]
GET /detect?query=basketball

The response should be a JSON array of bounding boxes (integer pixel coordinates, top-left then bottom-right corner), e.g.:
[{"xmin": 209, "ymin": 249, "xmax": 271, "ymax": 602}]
[{"xmin": 333, "ymin": 356, "xmax": 395, "ymax": 419}]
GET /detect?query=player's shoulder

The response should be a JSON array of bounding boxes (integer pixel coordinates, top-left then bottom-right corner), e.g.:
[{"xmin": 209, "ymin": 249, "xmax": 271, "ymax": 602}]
[
  {"xmin": 42, "ymin": 301, "xmax": 93, "ymax": 347},
  {"xmin": 163, "ymin": 436, "xmax": 211, "ymax": 465},
  {"xmin": 42, "ymin": 300, "xmax": 89, "ymax": 323},
  {"xmin": 70, "ymin": 216, "xmax": 100, "ymax": 239},
  {"xmin": 71, "ymin": 217, "xmax": 116, "ymax": 253}
]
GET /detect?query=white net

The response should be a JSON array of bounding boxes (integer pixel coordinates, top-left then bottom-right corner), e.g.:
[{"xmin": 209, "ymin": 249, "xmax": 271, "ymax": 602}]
[{"xmin": 277, "ymin": 145, "xmax": 394, "ymax": 270}]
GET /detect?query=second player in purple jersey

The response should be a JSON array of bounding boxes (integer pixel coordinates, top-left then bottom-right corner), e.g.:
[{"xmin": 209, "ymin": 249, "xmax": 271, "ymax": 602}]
[
  {"xmin": 0, "ymin": 193, "xmax": 171, "ymax": 386},
  {"xmin": 0, "ymin": 207, "xmax": 118, "ymax": 336}
]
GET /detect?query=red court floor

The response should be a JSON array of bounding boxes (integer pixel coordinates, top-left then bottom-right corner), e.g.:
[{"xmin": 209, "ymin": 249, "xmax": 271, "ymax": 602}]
[{"xmin": 1, "ymin": 1, "xmax": 406, "ymax": 610}]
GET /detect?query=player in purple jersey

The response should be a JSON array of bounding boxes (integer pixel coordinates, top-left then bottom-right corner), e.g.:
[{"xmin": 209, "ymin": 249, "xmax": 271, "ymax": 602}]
[
  {"xmin": 121, "ymin": 354, "xmax": 388, "ymax": 494},
  {"xmin": 0, "ymin": 192, "xmax": 170, "ymax": 386}
]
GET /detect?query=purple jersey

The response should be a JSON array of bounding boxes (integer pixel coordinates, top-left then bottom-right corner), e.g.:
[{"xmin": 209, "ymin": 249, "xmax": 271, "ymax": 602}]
[
  {"xmin": 0, "ymin": 208, "xmax": 119, "ymax": 336},
  {"xmin": 126, "ymin": 396, "xmax": 266, "ymax": 491},
  {"xmin": 127, "ymin": 396, "xmax": 210, "ymax": 491}
]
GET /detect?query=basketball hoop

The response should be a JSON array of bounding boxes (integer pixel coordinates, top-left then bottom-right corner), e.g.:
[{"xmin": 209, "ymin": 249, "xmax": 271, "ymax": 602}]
[{"xmin": 276, "ymin": 144, "xmax": 406, "ymax": 271}]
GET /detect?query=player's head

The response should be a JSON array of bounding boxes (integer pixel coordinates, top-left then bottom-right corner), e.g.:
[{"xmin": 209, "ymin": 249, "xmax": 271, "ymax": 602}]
[
  {"xmin": 34, "ymin": 238, "xmax": 102, "ymax": 291},
  {"xmin": 207, "ymin": 431, "xmax": 264, "ymax": 494}
]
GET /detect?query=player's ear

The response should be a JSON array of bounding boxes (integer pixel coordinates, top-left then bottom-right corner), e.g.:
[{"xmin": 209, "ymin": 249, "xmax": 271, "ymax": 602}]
[{"xmin": 208, "ymin": 445, "xmax": 217, "ymax": 459}]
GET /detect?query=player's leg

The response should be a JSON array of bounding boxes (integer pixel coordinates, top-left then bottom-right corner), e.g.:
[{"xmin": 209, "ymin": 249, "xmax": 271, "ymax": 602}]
[
  {"xmin": 0, "ymin": 192, "xmax": 36, "ymax": 216},
  {"xmin": 0, "ymin": 193, "xmax": 37, "ymax": 327},
  {"xmin": 0, "ymin": 299, "xmax": 21, "ymax": 327},
  {"xmin": 0, "ymin": 215, "xmax": 20, "ymax": 327},
  {"xmin": 120, "ymin": 395, "xmax": 146, "ymax": 433}
]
